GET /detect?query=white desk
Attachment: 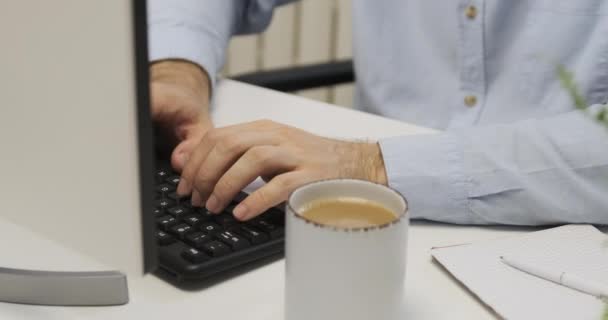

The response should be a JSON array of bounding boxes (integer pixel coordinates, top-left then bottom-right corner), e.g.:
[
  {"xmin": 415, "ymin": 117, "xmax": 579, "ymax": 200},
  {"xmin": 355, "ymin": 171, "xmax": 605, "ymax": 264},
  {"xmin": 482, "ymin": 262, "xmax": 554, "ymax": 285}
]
[{"xmin": 0, "ymin": 80, "xmax": 547, "ymax": 319}]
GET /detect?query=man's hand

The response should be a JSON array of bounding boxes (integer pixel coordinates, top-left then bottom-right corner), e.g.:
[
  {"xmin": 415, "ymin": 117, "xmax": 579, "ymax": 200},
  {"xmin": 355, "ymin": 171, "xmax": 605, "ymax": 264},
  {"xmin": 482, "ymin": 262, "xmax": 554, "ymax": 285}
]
[
  {"xmin": 176, "ymin": 120, "xmax": 388, "ymax": 220},
  {"xmin": 150, "ymin": 60, "xmax": 213, "ymax": 171}
]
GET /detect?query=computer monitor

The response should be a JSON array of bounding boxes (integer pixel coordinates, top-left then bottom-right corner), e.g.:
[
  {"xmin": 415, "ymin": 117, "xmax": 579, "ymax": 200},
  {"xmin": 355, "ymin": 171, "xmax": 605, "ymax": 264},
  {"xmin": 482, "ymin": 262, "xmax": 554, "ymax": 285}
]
[{"xmin": 0, "ymin": 0, "xmax": 155, "ymax": 277}]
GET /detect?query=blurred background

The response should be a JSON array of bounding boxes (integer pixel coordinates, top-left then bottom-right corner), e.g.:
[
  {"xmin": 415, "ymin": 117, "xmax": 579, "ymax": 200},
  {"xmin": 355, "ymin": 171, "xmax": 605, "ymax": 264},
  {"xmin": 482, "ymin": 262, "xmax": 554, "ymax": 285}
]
[{"xmin": 222, "ymin": 0, "xmax": 354, "ymax": 108}]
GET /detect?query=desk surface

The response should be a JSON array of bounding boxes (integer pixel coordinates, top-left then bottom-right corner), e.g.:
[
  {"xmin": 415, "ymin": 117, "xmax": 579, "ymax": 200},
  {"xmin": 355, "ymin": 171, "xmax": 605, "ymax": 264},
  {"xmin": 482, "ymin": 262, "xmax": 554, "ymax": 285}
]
[{"xmin": 1, "ymin": 80, "xmax": 546, "ymax": 319}]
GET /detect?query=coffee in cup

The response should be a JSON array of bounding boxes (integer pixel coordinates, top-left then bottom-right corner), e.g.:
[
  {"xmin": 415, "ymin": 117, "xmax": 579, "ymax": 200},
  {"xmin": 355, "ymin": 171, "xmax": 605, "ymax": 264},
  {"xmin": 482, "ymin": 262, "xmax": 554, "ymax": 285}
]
[{"xmin": 299, "ymin": 197, "xmax": 398, "ymax": 228}]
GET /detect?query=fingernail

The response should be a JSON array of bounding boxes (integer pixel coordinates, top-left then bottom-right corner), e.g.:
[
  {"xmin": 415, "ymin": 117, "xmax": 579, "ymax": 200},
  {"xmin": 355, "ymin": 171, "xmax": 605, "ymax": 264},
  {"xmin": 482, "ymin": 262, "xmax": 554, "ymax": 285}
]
[
  {"xmin": 233, "ymin": 204, "xmax": 248, "ymax": 220},
  {"xmin": 176, "ymin": 178, "xmax": 190, "ymax": 196},
  {"xmin": 206, "ymin": 194, "xmax": 220, "ymax": 213},
  {"xmin": 191, "ymin": 191, "xmax": 202, "ymax": 207}
]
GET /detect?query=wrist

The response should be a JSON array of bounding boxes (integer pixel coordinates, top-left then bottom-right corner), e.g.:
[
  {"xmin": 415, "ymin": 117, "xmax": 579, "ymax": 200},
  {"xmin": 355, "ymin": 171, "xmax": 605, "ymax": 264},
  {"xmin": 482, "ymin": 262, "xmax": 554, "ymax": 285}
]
[
  {"xmin": 370, "ymin": 142, "xmax": 389, "ymax": 186},
  {"xmin": 354, "ymin": 142, "xmax": 388, "ymax": 186},
  {"xmin": 150, "ymin": 59, "xmax": 211, "ymax": 98}
]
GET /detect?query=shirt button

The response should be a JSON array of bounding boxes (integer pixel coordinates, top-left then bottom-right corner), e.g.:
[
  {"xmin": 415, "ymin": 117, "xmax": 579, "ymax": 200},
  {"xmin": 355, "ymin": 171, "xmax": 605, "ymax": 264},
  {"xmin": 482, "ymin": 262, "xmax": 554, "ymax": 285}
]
[
  {"xmin": 464, "ymin": 95, "xmax": 477, "ymax": 107},
  {"xmin": 465, "ymin": 5, "xmax": 477, "ymax": 19}
]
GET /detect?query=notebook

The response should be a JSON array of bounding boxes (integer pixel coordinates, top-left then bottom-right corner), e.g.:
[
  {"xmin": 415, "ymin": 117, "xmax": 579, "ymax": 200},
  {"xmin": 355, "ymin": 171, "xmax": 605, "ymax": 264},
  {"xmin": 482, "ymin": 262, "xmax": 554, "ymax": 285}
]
[{"xmin": 431, "ymin": 225, "xmax": 608, "ymax": 320}]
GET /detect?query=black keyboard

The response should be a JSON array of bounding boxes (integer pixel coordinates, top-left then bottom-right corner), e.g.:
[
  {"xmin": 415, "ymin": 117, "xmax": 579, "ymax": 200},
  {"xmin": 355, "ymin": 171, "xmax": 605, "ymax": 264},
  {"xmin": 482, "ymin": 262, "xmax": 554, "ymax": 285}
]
[{"xmin": 153, "ymin": 167, "xmax": 285, "ymax": 283}]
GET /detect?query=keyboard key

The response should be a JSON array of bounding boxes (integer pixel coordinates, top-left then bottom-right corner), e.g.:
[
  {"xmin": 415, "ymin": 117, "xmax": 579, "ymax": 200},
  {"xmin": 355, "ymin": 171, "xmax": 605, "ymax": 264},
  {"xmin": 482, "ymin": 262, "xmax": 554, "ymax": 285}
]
[
  {"xmin": 156, "ymin": 184, "xmax": 174, "ymax": 195},
  {"xmin": 202, "ymin": 241, "xmax": 231, "ymax": 257},
  {"xmin": 167, "ymin": 206, "xmax": 191, "ymax": 218},
  {"xmin": 170, "ymin": 223, "xmax": 193, "ymax": 239},
  {"xmin": 157, "ymin": 215, "xmax": 178, "ymax": 231},
  {"xmin": 235, "ymin": 225, "xmax": 269, "ymax": 245},
  {"xmin": 167, "ymin": 192, "xmax": 186, "ymax": 202},
  {"xmin": 265, "ymin": 208, "xmax": 285, "ymax": 226},
  {"xmin": 153, "ymin": 207, "xmax": 163, "ymax": 217},
  {"xmin": 181, "ymin": 201, "xmax": 194, "ymax": 210},
  {"xmin": 156, "ymin": 230, "xmax": 176, "ymax": 246},
  {"xmin": 200, "ymin": 222, "xmax": 221, "ymax": 235},
  {"xmin": 181, "ymin": 247, "xmax": 210, "ymax": 264},
  {"xmin": 156, "ymin": 169, "xmax": 170, "ymax": 182},
  {"xmin": 223, "ymin": 204, "xmax": 247, "ymax": 220},
  {"xmin": 250, "ymin": 220, "xmax": 284, "ymax": 239},
  {"xmin": 183, "ymin": 214, "xmax": 204, "ymax": 227},
  {"xmin": 196, "ymin": 208, "xmax": 215, "ymax": 220},
  {"xmin": 231, "ymin": 191, "xmax": 248, "ymax": 204},
  {"xmin": 165, "ymin": 175, "xmax": 181, "ymax": 186},
  {"xmin": 223, "ymin": 204, "xmax": 236, "ymax": 214},
  {"xmin": 213, "ymin": 213, "xmax": 238, "ymax": 228},
  {"xmin": 154, "ymin": 198, "xmax": 175, "ymax": 210},
  {"xmin": 185, "ymin": 231, "xmax": 213, "ymax": 249},
  {"xmin": 217, "ymin": 231, "xmax": 250, "ymax": 251}
]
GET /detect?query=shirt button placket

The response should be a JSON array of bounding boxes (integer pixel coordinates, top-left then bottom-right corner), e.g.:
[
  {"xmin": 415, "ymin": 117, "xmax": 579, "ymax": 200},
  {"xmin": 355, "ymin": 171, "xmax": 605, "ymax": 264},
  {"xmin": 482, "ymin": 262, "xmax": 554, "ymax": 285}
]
[{"xmin": 450, "ymin": 0, "xmax": 486, "ymax": 128}]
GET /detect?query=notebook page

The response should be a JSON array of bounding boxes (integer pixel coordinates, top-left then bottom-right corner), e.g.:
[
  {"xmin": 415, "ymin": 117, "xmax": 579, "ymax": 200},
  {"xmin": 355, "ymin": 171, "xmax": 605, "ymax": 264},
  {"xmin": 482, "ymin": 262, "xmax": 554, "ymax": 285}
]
[
  {"xmin": 431, "ymin": 225, "xmax": 607, "ymax": 320},
  {"xmin": 508, "ymin": 225, "xmax": 608, "ymax": 285}
]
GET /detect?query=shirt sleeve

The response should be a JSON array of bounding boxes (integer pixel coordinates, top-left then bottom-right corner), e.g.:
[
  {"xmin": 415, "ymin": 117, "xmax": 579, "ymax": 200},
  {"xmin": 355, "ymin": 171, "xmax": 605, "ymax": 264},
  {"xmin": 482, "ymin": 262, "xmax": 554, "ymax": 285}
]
[
  {"xmin": 379, "ymin": 104, "xmax": 608, "ymax": 226},
  {"xmin": 148, "ymin": 0, "xmax": 293, "ymax": 89}
]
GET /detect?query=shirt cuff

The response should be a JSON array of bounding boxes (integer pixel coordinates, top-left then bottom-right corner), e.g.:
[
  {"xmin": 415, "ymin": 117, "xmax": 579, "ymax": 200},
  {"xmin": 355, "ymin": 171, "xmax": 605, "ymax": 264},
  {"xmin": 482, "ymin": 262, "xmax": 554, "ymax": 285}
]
[
  {"xmin": 379, "ymin": 133, "xmax": 475, "ymax": 224},
  {"xmin": 148, "ymin": 24, "xmax": 224, "ymax": 91}
]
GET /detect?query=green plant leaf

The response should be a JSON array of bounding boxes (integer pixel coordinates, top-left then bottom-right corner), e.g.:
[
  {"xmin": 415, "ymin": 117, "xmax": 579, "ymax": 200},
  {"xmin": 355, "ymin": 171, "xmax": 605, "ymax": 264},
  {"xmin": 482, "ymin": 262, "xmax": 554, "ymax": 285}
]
[
  {"xmin": 597, "ymin": 107, "xmax": 607, "ymax": 125},
  {"xmin": 557, "ymin": 64, "xmax": 608, "ymax": 131},
  {"xmin": 557, "ymin": 65, "xmax": 588, "ymax": 110},
  {"xmin": 598, "ymin": 109, "xmax": 606, "ymax": 121}
]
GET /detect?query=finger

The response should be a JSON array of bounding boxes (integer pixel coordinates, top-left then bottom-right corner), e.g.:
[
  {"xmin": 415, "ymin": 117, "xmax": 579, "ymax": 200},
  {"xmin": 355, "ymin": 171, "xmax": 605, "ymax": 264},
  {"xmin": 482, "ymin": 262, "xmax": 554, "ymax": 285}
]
[
  {"xmin": 171, "ymin": 124, "xmax": 207, "ymax": 171},
  {"xmin": 207, "ymin": 146, "xmax": 295, "ymax": 213},
  {"xmin": 171, "ymin": 139, "xmax": 195, "ymax": 172},
  {"xmin": 178, "ymin": 121, "xmax": 281, "ymax": 196},
  {"xmin": 233, "ymin": 172, "xmax": 313, "ymax": 221},
  {"xmin": 192, "ymin": 132, "xmax": 279, "ymax": 206},
  {"xmin": 191, "ymin": 189, "xmax": 202, "ymax": 207},
  {"xmin": 177, "ymin": 128, "xmax": 222, "ymax": 196}
]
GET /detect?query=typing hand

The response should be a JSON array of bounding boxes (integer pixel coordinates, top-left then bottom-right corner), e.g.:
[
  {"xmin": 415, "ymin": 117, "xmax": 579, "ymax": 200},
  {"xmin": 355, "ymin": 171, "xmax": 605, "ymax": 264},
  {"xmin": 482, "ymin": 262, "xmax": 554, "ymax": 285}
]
[
  {"xmin": 176, "ymin": 120, "xmax": 388, "ymax": 220},
  {"xmin": 150, "ymin": 60, "xmax": 213, "ymax": 171}
]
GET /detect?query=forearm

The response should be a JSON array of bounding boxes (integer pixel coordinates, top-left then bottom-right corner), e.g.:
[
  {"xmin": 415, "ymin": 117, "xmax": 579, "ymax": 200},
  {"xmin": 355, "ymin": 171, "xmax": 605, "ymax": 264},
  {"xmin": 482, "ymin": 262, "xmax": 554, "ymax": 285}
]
[
  {"xmin": 148, "ymin": 0, "xmax": 238, "ymax": 89},
  {"xmin": 379, "ymin": 105, "xmax": 608, "ymax": 226},
  {"xmin": 148, "ymin": 0, "xmax": 294, "ymax": 90}
]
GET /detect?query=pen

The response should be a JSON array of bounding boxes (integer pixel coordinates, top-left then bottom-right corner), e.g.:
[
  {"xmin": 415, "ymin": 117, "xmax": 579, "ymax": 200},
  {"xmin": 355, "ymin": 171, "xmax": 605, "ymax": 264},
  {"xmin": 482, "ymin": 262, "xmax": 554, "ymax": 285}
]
[{"xmin": 500, "ymin": 255, "xmax": 608, "ymax": 303}]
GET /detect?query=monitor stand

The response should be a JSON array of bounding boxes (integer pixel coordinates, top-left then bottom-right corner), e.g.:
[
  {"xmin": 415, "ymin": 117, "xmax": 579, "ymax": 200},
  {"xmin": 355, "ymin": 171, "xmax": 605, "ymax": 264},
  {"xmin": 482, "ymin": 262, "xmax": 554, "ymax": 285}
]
[
  {"xmin": 0, "ymin": 219, "xmax": 130, "ymax": 306},
  {"xmin": 0, "ymin": 268, "xmax": 128, "ymax": 306}
]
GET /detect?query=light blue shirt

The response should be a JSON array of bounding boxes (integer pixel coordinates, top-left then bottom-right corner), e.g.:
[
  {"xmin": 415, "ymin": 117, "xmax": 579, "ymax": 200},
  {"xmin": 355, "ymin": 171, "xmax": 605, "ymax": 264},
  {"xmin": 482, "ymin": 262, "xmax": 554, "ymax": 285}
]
[{"xmin": 149, "ymin": 0, "xmax": 608, "ymax": 225}]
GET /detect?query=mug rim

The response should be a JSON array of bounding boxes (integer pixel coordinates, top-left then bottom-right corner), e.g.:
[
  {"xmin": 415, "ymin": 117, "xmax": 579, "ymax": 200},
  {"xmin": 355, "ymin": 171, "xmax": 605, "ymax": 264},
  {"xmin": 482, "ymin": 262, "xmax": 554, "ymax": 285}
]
[{"xmin": 286, "ymin": 178, "xmax": 409, "ymax": 232}]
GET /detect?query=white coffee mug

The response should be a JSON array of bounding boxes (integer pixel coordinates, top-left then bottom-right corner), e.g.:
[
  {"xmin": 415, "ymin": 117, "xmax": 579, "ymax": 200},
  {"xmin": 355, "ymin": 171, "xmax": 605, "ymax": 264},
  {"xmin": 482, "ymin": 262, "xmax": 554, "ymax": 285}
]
[{"xmin": 285, "ymin": 179, "xmax": 408, "ymax": 320}]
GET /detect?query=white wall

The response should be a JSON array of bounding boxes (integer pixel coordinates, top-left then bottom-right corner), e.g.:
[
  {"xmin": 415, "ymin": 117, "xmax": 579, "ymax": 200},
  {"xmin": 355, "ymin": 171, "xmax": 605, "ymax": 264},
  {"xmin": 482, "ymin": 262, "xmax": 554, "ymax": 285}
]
[{"xmin": 223, "ymin": 0, "xmax": 355, "ymax": 108}]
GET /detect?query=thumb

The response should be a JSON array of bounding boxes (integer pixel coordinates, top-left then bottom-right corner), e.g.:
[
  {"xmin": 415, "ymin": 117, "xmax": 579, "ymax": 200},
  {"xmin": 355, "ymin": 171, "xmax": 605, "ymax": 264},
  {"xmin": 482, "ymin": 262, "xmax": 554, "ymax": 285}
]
[
  {"xmin": 171, "ymin": 124, "xmax": 207, "ymax": 171},
  {"xmin": 171, "ymin": 139, "xmax": 198, "ymax": 171}
]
